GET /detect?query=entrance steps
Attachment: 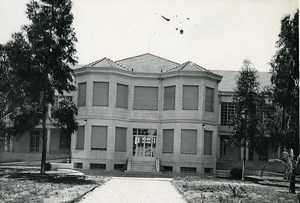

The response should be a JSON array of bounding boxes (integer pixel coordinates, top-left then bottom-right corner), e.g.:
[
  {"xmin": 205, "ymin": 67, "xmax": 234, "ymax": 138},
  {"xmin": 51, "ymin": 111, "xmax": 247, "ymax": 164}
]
[
  {"xmin": 130, "ymin": 160, "xmax": 156, "ymax": 172},
  {"xmin": 125, "ymin": 159, "xmax": 161, "ymax": 174}
]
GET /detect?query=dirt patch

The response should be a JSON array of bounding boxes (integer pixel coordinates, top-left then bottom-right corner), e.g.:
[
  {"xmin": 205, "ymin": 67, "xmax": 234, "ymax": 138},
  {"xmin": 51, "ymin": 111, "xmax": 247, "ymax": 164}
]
[
  {"xmin": 0, "ymin": 168, "xmax": 109, "ymax": 203},
  {"xmin": 172, "ymin": 176, "xmax": 298, "ymax": 203}
]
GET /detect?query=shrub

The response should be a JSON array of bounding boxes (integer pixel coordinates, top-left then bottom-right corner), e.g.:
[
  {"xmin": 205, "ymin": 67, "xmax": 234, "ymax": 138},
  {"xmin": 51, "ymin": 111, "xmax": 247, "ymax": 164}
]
[
  {"xmin": 230, "ymin": 168, "xmax": 242, "ymax": 179},
  {"xmin": 45, "ymin": 162, "xmax": 51, "ymax": 171}
]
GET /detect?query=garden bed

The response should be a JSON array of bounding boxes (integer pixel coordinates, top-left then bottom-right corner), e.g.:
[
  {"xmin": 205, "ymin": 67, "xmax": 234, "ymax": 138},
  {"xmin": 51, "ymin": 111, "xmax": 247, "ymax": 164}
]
[
  {"xmin": 172, "ymin": 176, "xmax": 298, "ymax": 203},
  {"xmin": 0, "ymin": 168, "xmax": 109, "ymax": 203}
]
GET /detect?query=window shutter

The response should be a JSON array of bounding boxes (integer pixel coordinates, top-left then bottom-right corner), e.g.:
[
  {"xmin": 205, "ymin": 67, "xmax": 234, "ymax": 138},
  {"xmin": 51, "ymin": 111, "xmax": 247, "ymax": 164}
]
[
  {"xmin": 76, "ymin": 126, "xmax": 85, "ymax": 150},
  {"xmin": 93, "ymin": 82, "xmax": 109, "ymax": 106},
  {"xmin": 181, "ymin": 129, "xmax": 197, "ymax": 154},
  {"xmin": 204, "ymin": 131, "xmax": 213, "ymax": 155},
  {"xmin": 182, "ymin": 85, "xmax": 198, "ymax": 110},
  {"xmin": 116, "ymin": 84, "xmax": 128, "ymax": 108},
  {"xmin": 164, "ymin": 86, "xmax": 175, "ymax": 110},
  {"xmin": 91, "ymin": 126, "xmax": 107, "ymax": 150},
  {"xmin": 134, "ymin": 86, "xmax": 158, "ymax": 110},
  {"xmin": 205, "ymin": 87, "xmax": 214, "ymax": 112},
  {"xmin": 163, "ymin": 129, "xmax": 174, "ymax": 153},
  {"xmin": 78, "ymin": 83, "xmax": 86, "ymax": 107},
  {"xmin": 115, "ymin": 127, "xmax": 127, "ymax": 152}
]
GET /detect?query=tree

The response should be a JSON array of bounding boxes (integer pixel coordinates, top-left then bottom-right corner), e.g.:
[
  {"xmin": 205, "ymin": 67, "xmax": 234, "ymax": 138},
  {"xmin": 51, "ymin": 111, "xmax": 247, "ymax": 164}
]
[
  {"xmin": 269, "ymin": 10, "xmax": 299, "ymax": 155},
  {"xmin": 230, "ymin": 59, "xmax": 261, "ymax": 181},
  {"xmin": 261, "ymin": 149, "xmax": 300, "ymax": 193},
  {"xmin": 0, "ymin": 0, "xmax": 78, "ymax": 174}
]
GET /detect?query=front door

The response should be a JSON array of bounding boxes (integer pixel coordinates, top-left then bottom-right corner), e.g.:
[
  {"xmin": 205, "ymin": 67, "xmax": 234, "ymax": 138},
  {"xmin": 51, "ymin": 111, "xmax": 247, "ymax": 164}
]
[{"xmin": 132, "ymin": 129, "xmax": 157, "ymax": 159}]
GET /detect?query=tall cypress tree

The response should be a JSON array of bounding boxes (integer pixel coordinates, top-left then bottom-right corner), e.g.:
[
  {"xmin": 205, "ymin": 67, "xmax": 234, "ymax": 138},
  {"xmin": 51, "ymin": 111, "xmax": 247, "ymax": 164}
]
[
  {"xmin": 269, "ymin": 10, "xmax": 299, "ymax": 155},
  {"xmin": 230, "ymin": 59, "xmax": 261, "ymax": 181}
]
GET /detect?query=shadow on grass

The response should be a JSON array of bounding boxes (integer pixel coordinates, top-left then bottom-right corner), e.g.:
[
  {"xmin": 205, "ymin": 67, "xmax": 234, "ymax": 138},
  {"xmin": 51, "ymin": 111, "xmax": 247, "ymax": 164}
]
[{"xmin": 7, "ymin": 173, "xmax": 96, "ymax": 185}]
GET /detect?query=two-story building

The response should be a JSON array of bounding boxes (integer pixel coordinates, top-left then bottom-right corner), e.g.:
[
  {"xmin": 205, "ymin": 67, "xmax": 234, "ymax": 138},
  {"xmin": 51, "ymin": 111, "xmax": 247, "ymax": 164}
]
[{"xmin": 71, "ymin": 53, "xmax": 280, "ymax": 173}]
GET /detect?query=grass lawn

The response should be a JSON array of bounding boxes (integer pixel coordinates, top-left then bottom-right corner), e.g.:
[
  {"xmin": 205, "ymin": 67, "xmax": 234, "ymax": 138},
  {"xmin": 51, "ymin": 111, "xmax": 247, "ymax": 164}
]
[
  {"xmin": 0, "ymin": 168, "xmax": 109, "ymax": 203},
  {"xmin": 172, "ymin": 176, "xmax": 298, "ymax": 203}
]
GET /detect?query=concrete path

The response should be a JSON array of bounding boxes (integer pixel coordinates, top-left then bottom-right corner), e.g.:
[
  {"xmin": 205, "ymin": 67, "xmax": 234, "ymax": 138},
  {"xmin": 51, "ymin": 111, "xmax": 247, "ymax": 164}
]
[{"xmin": 80, "ymin": 177, "xmax": 187, "ymax": 203}]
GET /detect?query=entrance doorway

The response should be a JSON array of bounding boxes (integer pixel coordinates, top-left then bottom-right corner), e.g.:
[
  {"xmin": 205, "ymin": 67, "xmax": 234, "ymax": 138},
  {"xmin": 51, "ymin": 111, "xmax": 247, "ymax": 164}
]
[{"xmin": 133, "ymin": 129, "xmax": 157, "ymax": 158}]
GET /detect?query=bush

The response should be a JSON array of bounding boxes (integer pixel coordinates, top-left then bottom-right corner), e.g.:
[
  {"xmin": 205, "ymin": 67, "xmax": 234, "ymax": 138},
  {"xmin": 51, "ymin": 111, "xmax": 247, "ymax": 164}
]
[
  {"xmin": 230, "ymin": 168, "xmax": 242, "ymax": 179},
  {"xmin": 45, "ymin": 162, "xmax": 52, "ymax": 171}
]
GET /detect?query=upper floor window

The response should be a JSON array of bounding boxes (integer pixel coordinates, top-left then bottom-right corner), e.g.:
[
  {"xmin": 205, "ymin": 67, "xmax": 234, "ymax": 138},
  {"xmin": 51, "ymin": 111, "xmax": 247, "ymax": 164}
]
[
  {"xmin": 182, "ymin": 85, "xmax": 198, "ymax": 110},
  {"xmin": 77, "ymin": 82, "xmax": 86, "ymax": 107},
  {"xmin": 205, "ymin": 87, "xmax": 214, "ymax": 112},
  {"xmin": 134, "ymin": 86, "xmax": 158, "ymax": 110},
  {"xmin": 93, "ymin": 82, "xmax": 109, "ymax": 106},
  {"xmin": 164, "ymin": 86, "xmax": 176, "ymax": 110},
  {"xmin": 221, "ymin": 102, "xmax": 235, "ymax": 126},
  {"xmin": 116, "ymin": 83, "xmax": 128, "ymax": 109}
]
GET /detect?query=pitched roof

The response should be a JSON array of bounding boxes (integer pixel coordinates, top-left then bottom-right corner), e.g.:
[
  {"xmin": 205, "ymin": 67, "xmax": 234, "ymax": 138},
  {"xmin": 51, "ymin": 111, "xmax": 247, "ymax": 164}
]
[
  {"xmin": 211, "ymin": 70, "xmax": 271, "ymax": 92},
  {"xmin": 85, "ymin": 57, "xmax": 128, "ymax": 70},
  {"xmin": 167, "ymin": 61, "xmax": 211, "ymax": 73},
  {"xmin": 116, "ymin": 53, "xmax": 179, "ymax": 73}
]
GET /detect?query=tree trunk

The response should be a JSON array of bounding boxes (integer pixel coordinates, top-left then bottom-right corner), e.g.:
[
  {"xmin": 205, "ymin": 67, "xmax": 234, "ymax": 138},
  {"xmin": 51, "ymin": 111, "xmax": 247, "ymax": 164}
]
[
  {"xmin": 40, "ymin": 92, "xmax": 48, "ymax": 174},
  {"xmin": 289, "ymin": 168, "xmax": 296, "ymax": 193},
  {"xmin": 242, "ymin": 145, "xmax": 246, "ymax": 181}
]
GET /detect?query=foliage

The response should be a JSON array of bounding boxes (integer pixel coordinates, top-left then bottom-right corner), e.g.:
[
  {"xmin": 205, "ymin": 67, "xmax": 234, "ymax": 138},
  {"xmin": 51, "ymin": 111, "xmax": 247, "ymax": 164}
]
[
  {"xmin": 230, "ymin": 59, "xmax": 261, "ymax": 148},
  {"xmin": 51, "ymin": 99, "xmax": 78, "ymax": 137},
  {"xmin": 269, "ymin": 10, "xmax": 299, "ymax": 154},
  {"xmin": 230, "ymin": 59, "xmax": 262, "ymax": 181},
  {"xmin": 261, "ymin": 149, "xmax": 300, "ymax": 193},
  {"xmin": 0, "ymin": 0, "xmax": 78, "ymax": 173}
]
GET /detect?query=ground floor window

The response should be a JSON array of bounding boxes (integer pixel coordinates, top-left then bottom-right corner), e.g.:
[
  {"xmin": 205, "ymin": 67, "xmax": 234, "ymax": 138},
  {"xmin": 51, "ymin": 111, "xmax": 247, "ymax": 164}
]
[
  {"xmin": 59, "ymin": 131, "xmax": 71, "ymax": 149},
  {"xmin": 29, "ymin": 130, "xmax": 40, "ymax": 152},
  {"xmin": 181, "ymin": 129, "xmax": 197, "ymax": 154}
]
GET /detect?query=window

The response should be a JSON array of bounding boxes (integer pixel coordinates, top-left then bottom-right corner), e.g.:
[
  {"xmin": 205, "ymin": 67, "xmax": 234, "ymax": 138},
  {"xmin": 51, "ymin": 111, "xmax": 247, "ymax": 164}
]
[
  {"xmin": 180, "ymin": 167, "xmax": 196, "ymax": 173},
  {"xmin": 182, "ymin": 85, "xmax": 198, "ymax": 110},
  {"xmin": 29, "ymin": 130, "xmax": 40, "ymax": 152},
  {"xmin": 0, "ymin": 135, "xmax": 10, "ymax": 152},
  {"xmin": 78, "ymin": 82, "xmax": 86, "ymax": 107},
  {"xmin": 205, "ymin": 87, "xmax": 214, "ymax": 112},
  {"xmin": 164, "ymin": 86, "xmax": 175, "ymax": 110},
  {"xmin": 93, "ymin": 82, "xmax": 109, "ymax": 106},
  {"xmin": 134, "ymin": 86, "xmax": 158, "ymax": 110},
  {"xmin": 76, "ymin": 126, "xmax": 85, "ymax": 150},
  {"xmin": 162, "ymin": 129, "xmax": 174, "ymax": 153},
  {"xmin": 181, "ymin": 129, "xmax": 197, "ymax": 154},
  {"xmin": 54, "ymin": 95, "xmax": 73, "ymax": 109},
  {"xmin": 204, "ymin": 131, "xmax": 213, "ymax": 155},
  {"xmin": 116, "ymin": 83, "xmax": 128, "ymax": 108},
  {"xmin": 90, "ymin": 163, "xmax": 106, "ymax": 170},
  {"xmin": 59, "ymin": 131, "xmax": 70, "ymax": 149},
  {"xmin": 221, "ymin": 102, "xmax": 235, "ymax": 126},
  {"xmin": 114, "ymin": 164, "xmax": 126, "ymax": 171},
  {"xmin": 91, "ymin": 126, "xmax": 107, "ymax": 150},
  {"xmin": 74, "ymin": 162, "xmax": 83, "ymax": 168},
  {"xmin": 115, "ymin": 127, "xmax": 127, "ymax": 152}
]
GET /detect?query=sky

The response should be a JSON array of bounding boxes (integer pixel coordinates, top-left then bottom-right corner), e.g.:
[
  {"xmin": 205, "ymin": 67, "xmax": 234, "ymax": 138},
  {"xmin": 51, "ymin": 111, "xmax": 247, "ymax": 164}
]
[{"xmin": 0, "ymin": 0, "xmax": 298, "ymax": 71}]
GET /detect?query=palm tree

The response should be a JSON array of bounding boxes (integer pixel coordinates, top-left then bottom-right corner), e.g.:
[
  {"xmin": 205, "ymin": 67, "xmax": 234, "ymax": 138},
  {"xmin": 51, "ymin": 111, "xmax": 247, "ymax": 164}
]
[{"xmin": 261, "ymin": 149, "xmax": 300, "ymax": 193}]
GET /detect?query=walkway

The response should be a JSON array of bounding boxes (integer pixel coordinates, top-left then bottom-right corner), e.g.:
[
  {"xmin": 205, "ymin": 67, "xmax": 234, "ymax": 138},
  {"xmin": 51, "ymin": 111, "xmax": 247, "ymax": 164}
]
[{"xmin": 80, "ymin": 177, "xmax": 187, "ymax": 203}]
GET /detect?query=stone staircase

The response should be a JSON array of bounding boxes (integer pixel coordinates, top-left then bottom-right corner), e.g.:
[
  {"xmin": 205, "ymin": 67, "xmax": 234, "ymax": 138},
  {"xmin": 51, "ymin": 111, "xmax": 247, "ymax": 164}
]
[{"xmin": 130, "ymin": 160, "xmax": 156, "ymax": 172}]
